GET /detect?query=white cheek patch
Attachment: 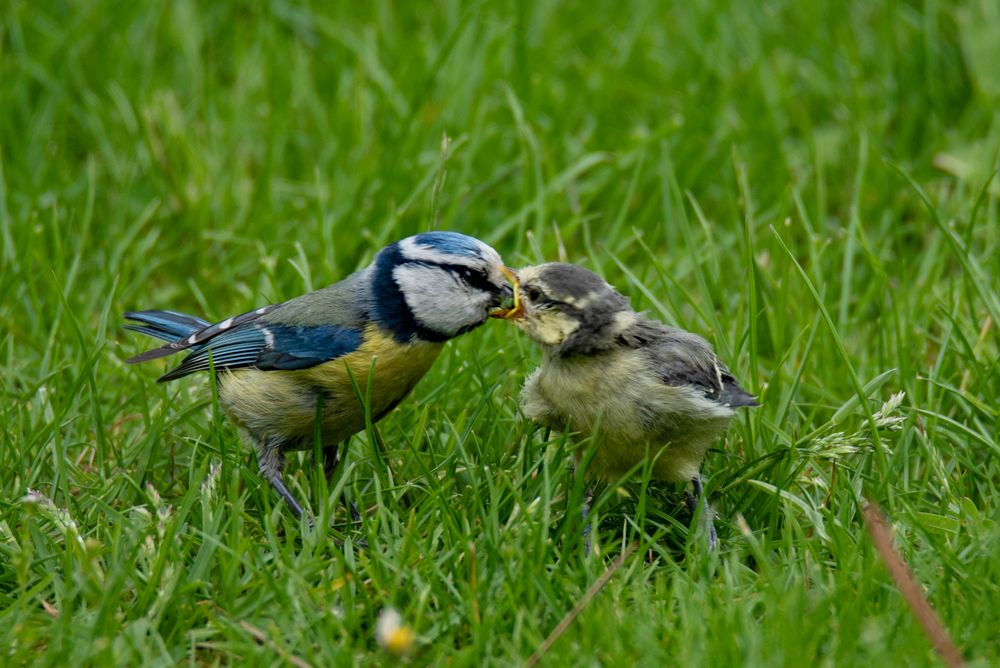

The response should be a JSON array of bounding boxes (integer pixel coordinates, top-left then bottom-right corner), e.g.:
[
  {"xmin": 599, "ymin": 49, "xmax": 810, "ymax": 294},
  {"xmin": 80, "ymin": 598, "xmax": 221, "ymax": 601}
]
[{"xmin": 393, "ymin": 264, "xmax": 488, "ymax": 337}]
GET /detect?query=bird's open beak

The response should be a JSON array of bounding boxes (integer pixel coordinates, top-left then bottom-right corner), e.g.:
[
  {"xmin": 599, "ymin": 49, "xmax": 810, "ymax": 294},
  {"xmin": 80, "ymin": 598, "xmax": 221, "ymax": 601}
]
[{"xmin": 490, "ymin": 266, "xmax": 524, "ymax": 320}]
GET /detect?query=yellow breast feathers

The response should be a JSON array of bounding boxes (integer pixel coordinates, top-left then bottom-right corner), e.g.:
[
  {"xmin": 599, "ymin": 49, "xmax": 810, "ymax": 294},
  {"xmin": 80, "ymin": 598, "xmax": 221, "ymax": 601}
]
[{"xmin": 220, "ymin": 325, "xmax": 443, "ymax": 446}]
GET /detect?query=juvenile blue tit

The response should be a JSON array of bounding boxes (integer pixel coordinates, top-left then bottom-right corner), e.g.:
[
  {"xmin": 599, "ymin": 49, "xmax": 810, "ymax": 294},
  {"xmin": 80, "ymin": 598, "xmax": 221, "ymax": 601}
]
[
  {"xmin": 125, "ymin": 232, "xmax": 515, "ymax": 519},
  {"xmin": 498, "ymin": 263, "xmax": 757, "ymax": 545}
]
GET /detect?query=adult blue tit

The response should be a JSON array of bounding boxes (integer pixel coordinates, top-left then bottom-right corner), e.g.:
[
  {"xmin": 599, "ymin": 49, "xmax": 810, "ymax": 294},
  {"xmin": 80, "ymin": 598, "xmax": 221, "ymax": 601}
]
[
  {"xmin": 497, "ymin": 263, "xmax": 757, "ymax": 547},
  {"xmin": 125, "ymin": 231, "xmax": 515, "ymax": 520}
]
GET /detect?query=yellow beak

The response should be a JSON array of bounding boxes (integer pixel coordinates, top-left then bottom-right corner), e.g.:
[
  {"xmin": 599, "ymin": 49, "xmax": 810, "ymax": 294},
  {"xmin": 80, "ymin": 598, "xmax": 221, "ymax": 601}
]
[{"xmin": 490, "ymin": 266, "xmax": 524, "ymax": 320}]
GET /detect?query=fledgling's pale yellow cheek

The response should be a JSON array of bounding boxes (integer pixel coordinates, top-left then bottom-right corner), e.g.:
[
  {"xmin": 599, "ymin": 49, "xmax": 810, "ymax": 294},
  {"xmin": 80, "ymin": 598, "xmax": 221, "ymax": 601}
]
[{"xmin": 515, "ymin": 309, "xmax": 580, "ymax": 346}]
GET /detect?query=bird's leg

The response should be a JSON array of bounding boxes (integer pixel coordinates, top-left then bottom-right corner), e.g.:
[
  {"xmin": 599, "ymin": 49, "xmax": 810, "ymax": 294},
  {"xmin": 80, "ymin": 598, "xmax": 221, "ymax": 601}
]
[
  {"xmin": 270, "ymin": 476, "xmax": 307, "ymax": 520},
  {"xmin": 582, "ymin": 485, "xmax": 594, "ymax": 556},
  {"xmin": 684, "ymin": 478, "xmax": 699, "ymax": 516},
  {"xmin": 345, "ymin": 496, "xmax": 363, "ymax": 524},
  {"xmin": 322, "ymin": 442, "xmax": 340, "ymax": 482},
  {"xmin": 258, "ymin": 440, "xmax": 307, "ymax": 520},
  {"xmin": 685, "ymin": 475, "xmax": 717, "ymax": 550}
]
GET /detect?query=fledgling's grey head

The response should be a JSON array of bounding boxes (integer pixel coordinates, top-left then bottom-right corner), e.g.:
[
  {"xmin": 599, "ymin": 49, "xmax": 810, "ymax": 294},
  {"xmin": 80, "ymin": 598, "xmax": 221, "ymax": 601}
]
[
  {"xmin": 505, "ymin": 263, "xmax": 635, "ymax": 356},
  {"xmin": 373, "ymin": 231, "xmax": 515, "ymax": 342}
]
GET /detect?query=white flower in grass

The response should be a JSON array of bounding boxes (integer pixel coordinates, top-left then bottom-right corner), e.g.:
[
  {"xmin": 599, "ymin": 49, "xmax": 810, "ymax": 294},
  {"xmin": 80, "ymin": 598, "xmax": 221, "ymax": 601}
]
[{"xmin": 375, "ymin": 607, "xmax": 414, "ymax": 656}]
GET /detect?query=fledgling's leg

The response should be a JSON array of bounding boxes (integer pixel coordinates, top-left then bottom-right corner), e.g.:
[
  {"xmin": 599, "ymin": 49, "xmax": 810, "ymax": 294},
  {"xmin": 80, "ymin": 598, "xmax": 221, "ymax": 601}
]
[
  {"xmin": 323, "ymin": 441, "xmax": 362, "ymax": 523},
  {"xmin": 258, "ymin": 437, "xmax": 307, "ymax": 519},
  {"xmin": 685, "ymin": 475, "xmax": 717, "ymax": 549},
  {"xmin": 582, "ymin": 486, "xmax": 594, "ymax": 556}
]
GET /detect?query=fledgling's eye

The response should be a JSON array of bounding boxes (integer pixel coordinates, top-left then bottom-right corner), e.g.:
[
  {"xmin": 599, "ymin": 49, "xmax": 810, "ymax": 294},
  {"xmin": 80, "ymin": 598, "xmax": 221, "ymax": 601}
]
[{"xmin": 525, "ymin": 286, "xmax": 544, "ymax": 302}]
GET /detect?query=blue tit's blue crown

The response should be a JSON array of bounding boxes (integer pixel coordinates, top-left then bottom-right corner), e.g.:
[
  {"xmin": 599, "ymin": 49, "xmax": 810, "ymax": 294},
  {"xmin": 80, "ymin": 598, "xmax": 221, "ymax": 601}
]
[{"xmin": 410, "ymin": 231, "xmax": 487, "ymax": 259}]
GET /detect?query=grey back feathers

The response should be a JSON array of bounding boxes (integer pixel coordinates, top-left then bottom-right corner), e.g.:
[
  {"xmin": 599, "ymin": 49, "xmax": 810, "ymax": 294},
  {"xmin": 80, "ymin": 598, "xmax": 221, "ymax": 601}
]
[{"xmin": 262, "ymin": 269, "xmax": 372, "ymax": 329}]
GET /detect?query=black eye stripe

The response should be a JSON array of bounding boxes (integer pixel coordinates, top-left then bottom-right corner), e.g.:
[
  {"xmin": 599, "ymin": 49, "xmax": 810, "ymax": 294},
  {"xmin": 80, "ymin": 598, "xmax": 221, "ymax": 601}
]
[
  {"xmin": 461, "ymin": 269, "xmax": 499, "ymax": 293},
  {"xmin": 406, "ymin": 260, "xmax": 498, "ymax": 293}
]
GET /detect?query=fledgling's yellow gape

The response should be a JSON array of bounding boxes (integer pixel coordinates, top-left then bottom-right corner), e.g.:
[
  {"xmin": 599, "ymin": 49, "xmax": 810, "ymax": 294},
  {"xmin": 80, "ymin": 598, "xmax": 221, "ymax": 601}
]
[{"xmin": 496, "ymin": 263, "xmax": 758, "ymax": 547}]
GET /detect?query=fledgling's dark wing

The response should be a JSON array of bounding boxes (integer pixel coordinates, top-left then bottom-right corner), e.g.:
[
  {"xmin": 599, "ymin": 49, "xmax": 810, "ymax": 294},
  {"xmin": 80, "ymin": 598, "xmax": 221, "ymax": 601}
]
[
  {"xmin": 156, "ymin": 322, "xmax": 364, "ymax": 382},
  {"xmin": 620, "ymin": 318, "xmax": 759, "ymax": 408}
]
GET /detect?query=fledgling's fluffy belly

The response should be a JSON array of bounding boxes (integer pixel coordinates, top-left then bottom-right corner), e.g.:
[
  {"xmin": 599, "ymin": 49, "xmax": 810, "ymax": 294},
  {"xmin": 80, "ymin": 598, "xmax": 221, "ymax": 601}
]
[
  {"xmin": 219, "ymin": 328, "xmax": 442, "ymax": 447},
  {"xmin": 588, "ymin": 419, "xmax": 729, "ymax": 483},
  {"xmin": 527, "ymin": 349, "xmax": 734, "ymax": 483}
]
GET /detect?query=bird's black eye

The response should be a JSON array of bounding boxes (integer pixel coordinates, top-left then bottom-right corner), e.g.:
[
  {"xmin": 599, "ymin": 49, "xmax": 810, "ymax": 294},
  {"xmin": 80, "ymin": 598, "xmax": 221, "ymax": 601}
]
[
  {"xmin": 455, "ymin": 266, "xmax": 494, "ymax": 291},
  {"xmin": 525, "ymin": 286, "xmax": 543, "ymax": 302}
]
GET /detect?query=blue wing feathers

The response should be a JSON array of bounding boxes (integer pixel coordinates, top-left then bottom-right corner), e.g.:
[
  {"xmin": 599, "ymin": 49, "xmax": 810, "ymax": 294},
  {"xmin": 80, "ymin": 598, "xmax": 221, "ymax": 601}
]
[
  {"xmin": 179, "ymin": 303, "xmax": 283, "ymax": 349},
  {"xmin": 127, "ymin": 303, "xmax": 363, "ymax": 380},
  {"xmin": 156, "ymin": 323, "xmax": 363, "ymax": 382},
  {"xmin": 254, "ymin": 325, "xmax": 363, "ymax": 370}
]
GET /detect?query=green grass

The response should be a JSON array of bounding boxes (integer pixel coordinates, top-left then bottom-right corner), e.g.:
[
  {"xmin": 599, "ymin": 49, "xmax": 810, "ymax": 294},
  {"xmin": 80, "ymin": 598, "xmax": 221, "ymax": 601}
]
[{"xmin": 2, "ymin": 0, "xmax": 999, "ymax": 665}]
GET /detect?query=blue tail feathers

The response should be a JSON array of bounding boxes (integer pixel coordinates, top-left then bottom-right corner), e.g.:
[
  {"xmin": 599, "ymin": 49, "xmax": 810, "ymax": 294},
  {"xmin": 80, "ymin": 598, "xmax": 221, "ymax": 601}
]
[
  {"xmin": 124, "ymin": 303, "xmax": 283, "ymax": 368},
  {"xmin": 125, "ymin": 310, "xmax": 213, "ymax": 364},
  {"xmin": 124, "ymin": 310, "xmax": 212, "ymax": 342}
]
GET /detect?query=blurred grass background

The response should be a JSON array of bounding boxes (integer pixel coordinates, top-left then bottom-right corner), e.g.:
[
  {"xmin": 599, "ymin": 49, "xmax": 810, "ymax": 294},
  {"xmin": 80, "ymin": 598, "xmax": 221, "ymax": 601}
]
[{"xmin": 1, "ymin": 0, "xmax": 999, "ymax": 665}]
